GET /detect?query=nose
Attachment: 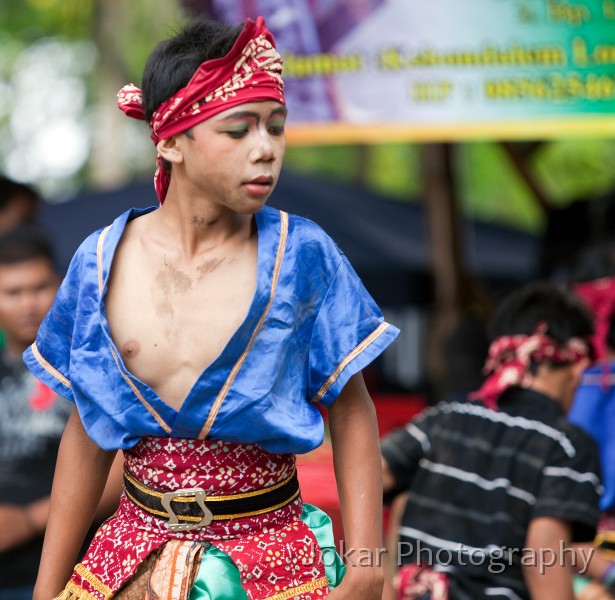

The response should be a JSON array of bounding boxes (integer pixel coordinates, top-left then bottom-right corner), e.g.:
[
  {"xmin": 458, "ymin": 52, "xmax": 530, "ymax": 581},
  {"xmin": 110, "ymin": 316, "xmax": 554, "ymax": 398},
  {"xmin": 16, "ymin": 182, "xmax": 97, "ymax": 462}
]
[
  {"xmin": 19, "ymin": 290, "xmax": 39, "ymax": 313},
  {"xmin": 250, "ymin": 127, "xmax": 275, "ymax": 162}
]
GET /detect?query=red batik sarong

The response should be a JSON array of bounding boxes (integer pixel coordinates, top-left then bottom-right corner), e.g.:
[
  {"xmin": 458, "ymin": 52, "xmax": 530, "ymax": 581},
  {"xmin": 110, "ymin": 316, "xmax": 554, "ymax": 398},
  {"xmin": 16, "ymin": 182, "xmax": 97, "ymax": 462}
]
[
  {"xmin": 394, "ymin": 564, "xmax": 449, "ymax": 600},
  {"xmin": 57, "ymin": 437, "xmax": 332, "ymax": 600}
]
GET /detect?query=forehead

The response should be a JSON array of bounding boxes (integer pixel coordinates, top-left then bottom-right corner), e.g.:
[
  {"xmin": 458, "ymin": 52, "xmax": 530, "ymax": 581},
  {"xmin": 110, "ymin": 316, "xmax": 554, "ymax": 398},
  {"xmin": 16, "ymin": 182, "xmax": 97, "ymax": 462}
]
[
  {"xmin": 0, "ymin": 258, "xmax": 54, "ymax": 287},
  {"xmin": 209, "ymin": 100, "xmax": 287, "ymax": 122}
]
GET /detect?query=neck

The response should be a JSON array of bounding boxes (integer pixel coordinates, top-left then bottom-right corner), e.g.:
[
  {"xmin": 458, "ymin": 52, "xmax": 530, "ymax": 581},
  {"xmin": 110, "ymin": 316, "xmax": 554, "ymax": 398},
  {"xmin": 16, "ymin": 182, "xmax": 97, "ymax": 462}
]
[
  {"xmin": 527, "ymin": 379, "xmax": 560, "ymax": 403},
  {"xmin": 152, "ymin": 197, "xmax": 254, "ymax": 258},
  {"xmin": 527, "ymin": 365, "xmax": 571, "ymax": 411}
]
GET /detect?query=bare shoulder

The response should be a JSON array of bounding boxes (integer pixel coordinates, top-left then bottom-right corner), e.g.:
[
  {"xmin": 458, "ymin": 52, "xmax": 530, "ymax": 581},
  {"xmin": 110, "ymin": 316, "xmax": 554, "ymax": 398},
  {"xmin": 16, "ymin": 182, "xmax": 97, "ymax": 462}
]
[
  {"xmin": 108, "ymin": 211, "xmax": 165, "ymax": 281},
  {"xmin": 113, "ymin": 210, "xmax": 157, "ymax": 256}
]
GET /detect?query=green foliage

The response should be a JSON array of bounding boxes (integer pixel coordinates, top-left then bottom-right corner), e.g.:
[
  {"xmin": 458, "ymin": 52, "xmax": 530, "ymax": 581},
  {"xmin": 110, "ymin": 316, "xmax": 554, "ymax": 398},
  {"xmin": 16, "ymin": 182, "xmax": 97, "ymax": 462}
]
[
  {"xmin": 1, "ymin": 0, "xmax": 186, "ymax": 81},
  {"xmin": 286, "ymin": 139, "xmax": 615, "ymax": 234},
  {"xmin": 535, "ymin": 139, "xmax": 615, "ymax": 204},
  {"xmin": 457, "ymin": 140, "xmax": 615, "ymax": 232},
  {"xmin": 284, "ymin": 145, "xmax": 364, "ymax": 183},
  {"xmin": 0, "ymin": 0, "xmax": 187, "ymax": 194},
  {"xmin": 101, "ymin": 2, "xmax": 188, "ymax": 84},
  {"xmin": 3, "ymin": 0, "xmax": 93, "ymax": 39},
  {"xmin": 364, "ymin": 144, "xmax": 422, "ymax": 200},
  {"xmin": 285, "ymin": 143, "xmax": 422, "ymax": 200},
  {"xmin": 457, "ymin": 143, "xmax": 544, "ymax": 232}
]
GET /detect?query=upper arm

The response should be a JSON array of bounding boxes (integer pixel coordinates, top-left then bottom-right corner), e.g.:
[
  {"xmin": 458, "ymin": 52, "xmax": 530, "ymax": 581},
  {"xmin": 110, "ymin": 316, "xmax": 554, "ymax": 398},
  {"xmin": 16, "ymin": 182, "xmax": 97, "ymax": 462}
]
[
  {"xmin": 522, "ymin": 430, "xmax": 602, "ymax": 599},
  {"xmin": 327, "ymin": 371, "xmax": 375, "ymax": 422},
  {"xmin": 94, "ymin": 451, "xmax": 124, "ymax": 521},
  {"xmin": 525, "ymin": 517, "xmax": 572, "ymax": 551},
  {"xmin": 327, "ymin": 371, "xmax": 384, "ymax": 558},
  {"xmin": 328, "ymin": 372, "xmax": 379, "ymax": 457},
  {"xmin": 523, "ymin": 517, "xmax": 574, "ymax": 600}
]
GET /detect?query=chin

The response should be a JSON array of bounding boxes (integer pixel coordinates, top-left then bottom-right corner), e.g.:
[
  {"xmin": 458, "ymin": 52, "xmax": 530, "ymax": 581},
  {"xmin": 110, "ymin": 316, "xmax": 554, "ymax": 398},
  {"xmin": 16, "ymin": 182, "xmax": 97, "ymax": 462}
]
[
  {"xmin": 240, "ymin": 199, "xmax": 269, "ymax": 214},
  {"xmin": 17, "ymin": 330, "xmax": 39, "ymax": 347}
]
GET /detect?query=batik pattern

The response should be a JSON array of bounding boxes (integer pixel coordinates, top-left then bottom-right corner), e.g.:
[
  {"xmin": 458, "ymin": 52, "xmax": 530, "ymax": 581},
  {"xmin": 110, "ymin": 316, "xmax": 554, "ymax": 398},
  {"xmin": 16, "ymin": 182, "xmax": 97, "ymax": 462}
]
[{"xmin": 57, "ymin": 437, "xmax": 331, "ymax": 600}]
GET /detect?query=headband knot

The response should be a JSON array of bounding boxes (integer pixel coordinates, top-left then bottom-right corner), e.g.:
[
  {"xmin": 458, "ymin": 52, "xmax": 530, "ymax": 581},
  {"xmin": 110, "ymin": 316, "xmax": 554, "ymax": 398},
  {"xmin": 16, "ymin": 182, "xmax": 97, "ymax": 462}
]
[
  {"xmin": 116, "ymin": 84, "xmax": 145, "ymax": 120},
  {"xmin": 117, "ymin": 16, "xmax": 285, "ymax": 204}
]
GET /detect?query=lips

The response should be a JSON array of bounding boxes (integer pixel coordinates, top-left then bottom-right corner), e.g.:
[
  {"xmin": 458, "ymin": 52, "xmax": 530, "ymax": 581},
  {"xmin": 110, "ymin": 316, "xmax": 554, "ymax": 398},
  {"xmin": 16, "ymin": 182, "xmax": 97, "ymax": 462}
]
[
  {"xmin": 246, "ymin": 176, "xmax": 273, "ymax": 185},
  {"xmin": 243, "ymin": 176, "xmax": 274, "ymax": 197}
]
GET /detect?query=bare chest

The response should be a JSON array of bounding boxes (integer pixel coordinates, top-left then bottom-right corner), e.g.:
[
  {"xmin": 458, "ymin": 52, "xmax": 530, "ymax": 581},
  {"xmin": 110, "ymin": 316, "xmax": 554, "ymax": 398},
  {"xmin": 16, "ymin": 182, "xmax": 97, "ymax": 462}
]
[{"xmin": 105, "ymin": 241, "xmax": 257, "ymax": 410}]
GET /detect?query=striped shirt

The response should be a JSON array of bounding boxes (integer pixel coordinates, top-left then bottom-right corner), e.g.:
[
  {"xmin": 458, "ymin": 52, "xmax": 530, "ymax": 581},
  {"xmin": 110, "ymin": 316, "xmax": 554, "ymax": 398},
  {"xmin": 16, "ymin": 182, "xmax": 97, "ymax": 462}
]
[{"xmin": 381, "ymin": 388, "xmax": 602, "ymax": 600}]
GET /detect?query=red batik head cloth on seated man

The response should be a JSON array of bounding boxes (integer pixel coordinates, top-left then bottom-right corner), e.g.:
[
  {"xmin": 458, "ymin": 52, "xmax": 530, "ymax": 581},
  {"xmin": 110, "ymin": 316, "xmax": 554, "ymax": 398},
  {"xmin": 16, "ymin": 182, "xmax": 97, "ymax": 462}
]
[
  {"xmin": 470, "ymin": 322, "xmax": 592, "ymax": 409},
  {"xmin": 117, "ymin": 16, "xmax": 285, "ymax": 204}
]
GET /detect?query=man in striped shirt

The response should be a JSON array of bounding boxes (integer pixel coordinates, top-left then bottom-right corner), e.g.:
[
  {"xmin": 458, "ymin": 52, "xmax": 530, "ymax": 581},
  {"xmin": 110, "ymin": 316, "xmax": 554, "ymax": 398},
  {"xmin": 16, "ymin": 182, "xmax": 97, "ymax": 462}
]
[{"xmin": 382, "ymin": 282, "xmax": 602, "ymax": 600}]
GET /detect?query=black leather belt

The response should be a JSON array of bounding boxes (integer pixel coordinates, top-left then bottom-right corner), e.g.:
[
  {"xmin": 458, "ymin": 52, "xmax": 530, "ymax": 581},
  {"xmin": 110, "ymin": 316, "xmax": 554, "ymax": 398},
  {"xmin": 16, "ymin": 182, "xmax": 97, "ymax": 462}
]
[
  {"xmin": 123, "ymin": 468, "xmax": 300, "ymax": 532},
  {"xmin": 597, "ymin": 531, "xmax": 615, "ymax": 559}
]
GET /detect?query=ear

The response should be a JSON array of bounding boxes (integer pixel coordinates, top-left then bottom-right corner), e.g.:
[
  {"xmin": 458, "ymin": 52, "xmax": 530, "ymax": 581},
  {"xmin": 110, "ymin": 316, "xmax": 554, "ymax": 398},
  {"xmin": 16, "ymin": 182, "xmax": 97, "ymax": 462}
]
[
  {"xmin": 571, "ymin": 357, "xmax": 591, "ymax": 381},
  {"xmin": 156, "ymin": 136, "xmax": 183, "ymax": 165}
]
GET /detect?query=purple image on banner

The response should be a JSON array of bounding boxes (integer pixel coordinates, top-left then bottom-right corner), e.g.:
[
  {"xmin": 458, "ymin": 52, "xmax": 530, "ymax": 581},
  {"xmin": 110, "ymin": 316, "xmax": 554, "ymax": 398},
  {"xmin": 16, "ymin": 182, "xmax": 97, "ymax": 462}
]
[{"xmin": 181, "ymin": 0, "xmax": 384, "ymax": 123}]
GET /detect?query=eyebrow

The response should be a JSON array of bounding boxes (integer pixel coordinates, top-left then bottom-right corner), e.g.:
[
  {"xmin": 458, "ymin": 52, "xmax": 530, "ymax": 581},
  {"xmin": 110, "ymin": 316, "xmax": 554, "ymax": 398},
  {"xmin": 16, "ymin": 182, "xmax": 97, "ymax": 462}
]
[{"xmin": 218, "ymin": 106, "xmax": 288, "ymax": 122}]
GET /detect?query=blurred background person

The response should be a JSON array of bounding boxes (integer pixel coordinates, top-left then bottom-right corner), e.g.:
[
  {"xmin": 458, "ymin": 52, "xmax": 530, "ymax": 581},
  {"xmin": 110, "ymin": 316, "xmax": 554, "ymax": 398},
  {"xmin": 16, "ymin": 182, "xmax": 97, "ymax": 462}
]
[
  {"xmin": 0, "ymin": 226, "xmax": 69, "ymax": 600},
  {"xmin": 0, "ymin": 227, "xmax": 121, "ymax": 600},
  {"xmin": 569, "ymin": 242, "xmax": 615, "ymax": 599},
  {"xmin": 0, "ymin": 176, "xmax": 40, "ymax": 234},
  {"xmin": 0, "ymin": 176, "xmax": 43, "ymax": 351},
  {"xmin": 381, "ymin": 282, "xmax": 602, "ymax": 600}
]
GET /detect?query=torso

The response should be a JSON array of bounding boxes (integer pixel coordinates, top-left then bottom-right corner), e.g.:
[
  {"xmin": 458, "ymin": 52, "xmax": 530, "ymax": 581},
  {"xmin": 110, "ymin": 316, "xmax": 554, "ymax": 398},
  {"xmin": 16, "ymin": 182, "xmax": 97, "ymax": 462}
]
[
  {"xmin": 24, "ymin": 206, "xmax": 396, "ymax": 453},
  {"xmin": 105, "ymin": 211, "xmax": 258, "ymax": 412}
]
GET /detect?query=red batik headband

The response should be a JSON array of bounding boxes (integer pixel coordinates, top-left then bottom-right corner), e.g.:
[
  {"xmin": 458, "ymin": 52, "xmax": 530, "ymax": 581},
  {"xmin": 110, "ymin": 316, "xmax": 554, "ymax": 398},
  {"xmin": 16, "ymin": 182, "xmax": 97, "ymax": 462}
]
[
  {"xmin": 117, "ymin": 16, "xmax": 285, "ymax": 204},
  {"xmin": 574, "ymin": 276, "xmax": 615, "ymax": 361},
  {"xmin": 470, "ymin": 323, "xmax": 590, "ymax": 409}
]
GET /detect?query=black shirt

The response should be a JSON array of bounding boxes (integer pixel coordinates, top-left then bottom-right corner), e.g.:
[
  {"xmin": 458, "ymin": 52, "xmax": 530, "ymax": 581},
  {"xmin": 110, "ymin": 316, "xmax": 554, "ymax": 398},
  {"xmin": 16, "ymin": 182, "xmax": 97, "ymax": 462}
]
[
  {"xmin": 0, "ymin": 350, "xmax": 71, "ymax": 586},
  {"xmin": 381, "ymin": 388, "xmax": 602, "ymax": 600}
]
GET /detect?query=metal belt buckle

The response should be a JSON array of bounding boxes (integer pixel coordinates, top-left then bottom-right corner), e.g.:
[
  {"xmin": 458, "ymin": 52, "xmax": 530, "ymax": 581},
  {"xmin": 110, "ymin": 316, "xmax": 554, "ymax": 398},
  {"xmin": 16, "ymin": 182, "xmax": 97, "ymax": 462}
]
[{"xmin": 160, "ymin": 488, "xmax": 213, "ymax": 532}]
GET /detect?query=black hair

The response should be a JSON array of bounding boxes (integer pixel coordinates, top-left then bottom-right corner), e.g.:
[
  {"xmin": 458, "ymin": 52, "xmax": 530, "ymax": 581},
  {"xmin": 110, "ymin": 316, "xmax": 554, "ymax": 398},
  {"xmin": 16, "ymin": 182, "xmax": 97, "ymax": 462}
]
[
  {"xmin": 490, "ymin": 282, "xmax": 594, "ymax": 352},
  {"xmin": 0, "ymin": 176, "xmax": 40, "ymax": 214},
  {"xmin": 0, "ymin": 226, "xmax": 55, "ymax": 268},
  {"xmin": 141, "ymin": 19, "xmax": 243, "ymax": 122}
]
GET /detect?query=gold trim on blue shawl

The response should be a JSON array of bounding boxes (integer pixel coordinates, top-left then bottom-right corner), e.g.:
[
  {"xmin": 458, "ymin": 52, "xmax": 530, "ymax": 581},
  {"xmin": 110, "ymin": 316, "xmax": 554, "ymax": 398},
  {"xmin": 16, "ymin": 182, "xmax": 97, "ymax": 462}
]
[
  {"xmin": 96, "ymin": 225, "xmax": 112, "ymax": 295},
  {"xmin": 31, "ymin": 341, "xmax": 72, "ymax": 389},
  {"xmin": 311, "ymin": 321, "xmax": 391, "ymax": 403},
  {"xmin": 109, "ymin": 345, "xmax": 172, "ymax": 434},
  {"xmin": 198, "ymin": 211, "xmax": 289, "ymax": 439},
  {"xmin": 98, "ymin": 223, "xmax": 172, "ymax": 434}
]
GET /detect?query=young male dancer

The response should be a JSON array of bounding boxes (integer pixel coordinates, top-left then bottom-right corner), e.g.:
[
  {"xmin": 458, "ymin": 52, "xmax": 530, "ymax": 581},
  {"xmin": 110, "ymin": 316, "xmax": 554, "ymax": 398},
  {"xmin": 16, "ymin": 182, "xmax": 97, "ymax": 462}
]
[
  {"xmin": 26, "ymin": 16, "xmax": 398, "ymax": 600},
  {"xmin": 382, "ymin": 283, "xmax": 602, "ymax": 600}
]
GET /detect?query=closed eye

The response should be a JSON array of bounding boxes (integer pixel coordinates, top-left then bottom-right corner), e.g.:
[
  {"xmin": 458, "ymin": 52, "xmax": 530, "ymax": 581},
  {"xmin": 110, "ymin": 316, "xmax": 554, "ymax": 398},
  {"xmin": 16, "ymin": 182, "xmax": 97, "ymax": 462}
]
[{"xmin": 225, "ymin": 128, "xmax": 248, "ymax": 139}]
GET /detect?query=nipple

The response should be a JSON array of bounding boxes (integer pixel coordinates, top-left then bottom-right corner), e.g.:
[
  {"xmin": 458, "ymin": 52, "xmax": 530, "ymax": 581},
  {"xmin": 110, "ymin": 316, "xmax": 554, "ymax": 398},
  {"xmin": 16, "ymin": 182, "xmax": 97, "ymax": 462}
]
[{"xmin": 121, "ymin": 339, "xmax": 141, "ymax": 359}]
